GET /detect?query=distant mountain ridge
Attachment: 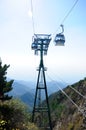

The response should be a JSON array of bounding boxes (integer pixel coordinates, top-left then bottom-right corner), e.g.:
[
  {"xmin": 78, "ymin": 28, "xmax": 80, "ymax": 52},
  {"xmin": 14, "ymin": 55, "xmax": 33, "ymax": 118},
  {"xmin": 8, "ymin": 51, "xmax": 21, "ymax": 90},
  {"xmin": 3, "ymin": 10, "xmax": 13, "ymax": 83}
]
[
  {"xmin": 9, "ymin": 79, "xmax": 67, "ymax": 107},
  {"xmin": 10, "ymin": 80, "xmax": 35, "ymax": 96}
]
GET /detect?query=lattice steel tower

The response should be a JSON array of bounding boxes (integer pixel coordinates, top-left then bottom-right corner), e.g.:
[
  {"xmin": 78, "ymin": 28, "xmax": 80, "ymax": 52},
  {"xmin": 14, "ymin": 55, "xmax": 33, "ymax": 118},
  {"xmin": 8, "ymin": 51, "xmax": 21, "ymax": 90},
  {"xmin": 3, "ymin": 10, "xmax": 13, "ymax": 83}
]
[
  {"xmin": 31, "ymin": 34, "xmax": 52, "ymax": 130},
  {"xmin": 31, "ymin": 25, "xmax": 65, "ymax": 130}
]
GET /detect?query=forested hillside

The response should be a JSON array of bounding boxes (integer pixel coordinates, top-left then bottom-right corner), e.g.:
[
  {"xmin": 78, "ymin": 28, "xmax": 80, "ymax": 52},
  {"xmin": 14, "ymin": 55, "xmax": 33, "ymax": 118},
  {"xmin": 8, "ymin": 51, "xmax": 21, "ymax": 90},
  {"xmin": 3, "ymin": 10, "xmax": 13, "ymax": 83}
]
[{"xmin": 48, "ymin": 78, "xmax": 86, "ymax": 130}]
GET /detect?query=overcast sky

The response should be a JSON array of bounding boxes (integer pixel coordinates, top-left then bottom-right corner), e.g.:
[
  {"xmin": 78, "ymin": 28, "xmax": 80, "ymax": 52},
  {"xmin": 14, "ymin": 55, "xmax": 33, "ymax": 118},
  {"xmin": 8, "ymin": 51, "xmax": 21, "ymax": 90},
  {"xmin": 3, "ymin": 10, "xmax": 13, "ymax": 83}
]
[{"xmin": 0, "ymin": 0, "xmax": 86, "ymax": 84}]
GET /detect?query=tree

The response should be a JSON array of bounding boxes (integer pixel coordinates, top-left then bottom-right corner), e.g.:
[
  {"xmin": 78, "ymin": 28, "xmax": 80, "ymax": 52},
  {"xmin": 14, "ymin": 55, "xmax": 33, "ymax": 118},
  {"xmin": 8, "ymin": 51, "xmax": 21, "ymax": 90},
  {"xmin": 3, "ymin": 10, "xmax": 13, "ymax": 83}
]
[
  {"xmin": 0, "ymin": 59, "xmax": 14, "ymax": 101},
  {"xmin": 0, "ymin": 99, "xmax": 39, "ymax": 130}
]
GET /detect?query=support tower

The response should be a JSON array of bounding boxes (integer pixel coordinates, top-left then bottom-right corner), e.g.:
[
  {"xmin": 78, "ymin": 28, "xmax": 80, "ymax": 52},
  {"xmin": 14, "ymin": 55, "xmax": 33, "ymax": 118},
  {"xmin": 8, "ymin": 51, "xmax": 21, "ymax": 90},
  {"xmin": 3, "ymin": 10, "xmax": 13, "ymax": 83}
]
[{"xmin": 31, "ymin": 34, "xmax": 52, "ymax": 130}]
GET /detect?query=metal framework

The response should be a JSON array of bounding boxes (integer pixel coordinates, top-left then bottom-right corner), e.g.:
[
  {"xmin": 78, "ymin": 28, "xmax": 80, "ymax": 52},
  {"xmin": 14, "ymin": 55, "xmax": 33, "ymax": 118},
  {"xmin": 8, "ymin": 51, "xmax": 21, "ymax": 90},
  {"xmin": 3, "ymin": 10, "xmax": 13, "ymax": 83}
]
[
  {"xmin": 31, "ymin": 28, "xmax": 65, "ymax": 129},
  {"xmin": 31, "ymin": 34, "xmax": 52, "ymax": 130}
]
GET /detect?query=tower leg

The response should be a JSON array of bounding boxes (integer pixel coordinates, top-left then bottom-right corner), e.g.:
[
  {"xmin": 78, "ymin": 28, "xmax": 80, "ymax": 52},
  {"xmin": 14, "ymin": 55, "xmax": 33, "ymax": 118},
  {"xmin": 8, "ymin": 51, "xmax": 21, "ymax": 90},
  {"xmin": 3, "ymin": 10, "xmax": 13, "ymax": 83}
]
[
  {"xmin": 32, "ymin": 67, "xmax": 52, "ymax": 130},
  {"xmin": 32, "ymin": 67, "xmax": 41, "ymax": 122},
  {"xmin": 42, "ymin": 68, "xmax": 52, "ymax": 130}
]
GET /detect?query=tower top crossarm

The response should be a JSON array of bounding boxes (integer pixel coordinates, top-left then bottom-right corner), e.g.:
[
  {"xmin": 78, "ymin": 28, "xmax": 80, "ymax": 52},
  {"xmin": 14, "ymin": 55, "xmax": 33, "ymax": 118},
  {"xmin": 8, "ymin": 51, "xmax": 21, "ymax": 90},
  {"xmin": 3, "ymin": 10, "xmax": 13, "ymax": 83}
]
[
  {"xmin": 31, "ymin": 34, "xmax": 52, "ymax": 55},
  {"xmin": 34, "ymin": 34, "xmax": 51, "ymax": 39}
]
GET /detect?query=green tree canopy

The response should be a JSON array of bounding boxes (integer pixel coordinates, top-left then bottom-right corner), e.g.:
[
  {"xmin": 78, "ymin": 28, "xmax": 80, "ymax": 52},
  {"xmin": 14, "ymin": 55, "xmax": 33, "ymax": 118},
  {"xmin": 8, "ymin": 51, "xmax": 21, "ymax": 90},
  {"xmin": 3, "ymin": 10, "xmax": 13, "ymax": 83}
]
[{"xmin": 0, "ymin": 60, "xmax": 14, "ymax": 101}]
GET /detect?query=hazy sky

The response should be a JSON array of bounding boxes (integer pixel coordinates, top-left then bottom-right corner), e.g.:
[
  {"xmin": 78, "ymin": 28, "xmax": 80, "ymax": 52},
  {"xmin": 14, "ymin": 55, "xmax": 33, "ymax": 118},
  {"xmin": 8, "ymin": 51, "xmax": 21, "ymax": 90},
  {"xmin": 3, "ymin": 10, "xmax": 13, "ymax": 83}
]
[{"xmin": 0, "ymin": 0, "xmax": 86, "ymax": 84}]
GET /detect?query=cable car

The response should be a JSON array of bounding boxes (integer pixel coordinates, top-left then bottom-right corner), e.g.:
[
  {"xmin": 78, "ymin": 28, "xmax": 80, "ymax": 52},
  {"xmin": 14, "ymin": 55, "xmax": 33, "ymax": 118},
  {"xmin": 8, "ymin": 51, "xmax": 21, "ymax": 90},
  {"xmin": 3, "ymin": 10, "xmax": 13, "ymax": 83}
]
[
  {"xmin": 54, "ymin": 33, "xmax": 65, "ymax": 46},
  {"xmin": 54, "ymin": 24, "xmax": 65, "ymax": 46}
]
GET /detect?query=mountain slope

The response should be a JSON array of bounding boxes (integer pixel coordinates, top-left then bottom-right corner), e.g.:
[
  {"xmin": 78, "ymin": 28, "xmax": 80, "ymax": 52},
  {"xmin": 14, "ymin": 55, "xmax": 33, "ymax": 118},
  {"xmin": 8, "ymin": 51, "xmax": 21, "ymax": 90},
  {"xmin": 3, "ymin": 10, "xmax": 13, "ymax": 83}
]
[
  {"xmin": 9, "ymin": 79, "xmax": 67, "ymax": 108},
  {"xmin": 20, "ymin": 92, "xmax": 34, "ymax": 109},
  {"xmin": 9, "ymin": 80, "xmax": 35, "ymax": 107},
  {"xmin": 48, "ymin": 77, "xmax": 86, "ymax": 130},
  {"xmin": 10, "ymin": 80, "xmax": 35, "ymax": 96}
]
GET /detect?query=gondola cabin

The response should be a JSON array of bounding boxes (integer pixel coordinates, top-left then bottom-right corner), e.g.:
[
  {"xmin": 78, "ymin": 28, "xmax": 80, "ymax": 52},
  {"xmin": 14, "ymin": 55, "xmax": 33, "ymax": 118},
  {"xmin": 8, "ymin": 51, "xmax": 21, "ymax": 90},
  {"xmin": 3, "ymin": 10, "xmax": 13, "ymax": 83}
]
[{"xmin": 54, "ymin": 33, "xmax": 65, "ymax": 46}]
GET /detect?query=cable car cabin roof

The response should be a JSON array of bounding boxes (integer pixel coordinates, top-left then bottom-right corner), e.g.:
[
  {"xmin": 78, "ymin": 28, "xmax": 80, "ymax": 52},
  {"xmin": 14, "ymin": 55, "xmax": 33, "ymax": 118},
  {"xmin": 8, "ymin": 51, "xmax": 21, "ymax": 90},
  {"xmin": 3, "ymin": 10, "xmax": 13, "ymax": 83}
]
[{"xmin": 54, "ymin": 33, "xmax": 65, "ymax": 46}]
